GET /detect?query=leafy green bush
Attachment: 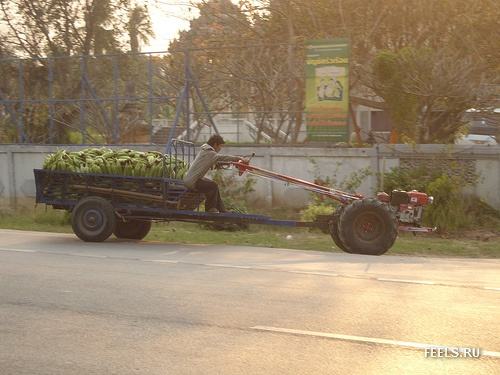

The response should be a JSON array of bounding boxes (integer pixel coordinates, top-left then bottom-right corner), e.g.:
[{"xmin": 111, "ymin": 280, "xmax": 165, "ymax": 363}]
[
  {"xmin": 382, "ymin": 166, "xmax": 439, "ymax": 193},
  {"xmin": 423, "ymin": 174, "xmax": 471, "ymax": 231},
  {"xmin": 300, "ymin": 202, "xmax": 336, "ymax": 222}
]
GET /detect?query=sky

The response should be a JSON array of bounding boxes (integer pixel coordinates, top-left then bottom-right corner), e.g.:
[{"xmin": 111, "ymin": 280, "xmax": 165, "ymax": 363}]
[{"xmin": 142, "ymin": 1, "xmax": 198, "ymax": 52}]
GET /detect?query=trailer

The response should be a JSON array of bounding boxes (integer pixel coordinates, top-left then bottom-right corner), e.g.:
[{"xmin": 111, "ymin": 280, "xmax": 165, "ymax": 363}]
[{"xmin": 34, "ymin": 140, "xmax": 434, "ymax": 255}]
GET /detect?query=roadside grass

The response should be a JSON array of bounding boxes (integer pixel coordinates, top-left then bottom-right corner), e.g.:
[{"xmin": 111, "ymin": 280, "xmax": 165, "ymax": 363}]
[
  {"xmin": 0, "ymin": 205, "xmax": 498, "ymax": 258},
  {"xmin": 0, "ymin": 205, "xmax": 73, "ymax": 233}
]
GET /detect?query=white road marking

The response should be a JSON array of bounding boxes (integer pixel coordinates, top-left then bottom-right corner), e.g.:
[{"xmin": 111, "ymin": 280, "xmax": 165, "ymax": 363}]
[
  {"xmin": 162, "ymin": 251, "xmax": 178, "ymax": 255},
  {"xmin": 289, "ymin": 270, "xmax": 339, "ymax": 277},
  {"xmin": 483, "ymin": 287, "xmax": 500, "ymax": 292},
  {"xmin": 148, "ymin": 259, "xmax": 179, "ymax": 264},
  {"xmin": 251, "ymin": 326, "xmax": 500, "ymax": 358},
  {"xmin": 74, "ymin": 254, "xmax": 107, "ymax": 258},
  {"xmin": 377, "ymin": 278, "xmax": 436, "ymax": 285},
  {"xmin": 205, "ymin": 263, "xmax": 252, "ymax": 269},
  {"xmin": 482, "ymin": 350, "xmax": 500, "ymax": 358},
  {"xmin": 0, "ymin": 247, "xmax": 37, "ymax": 253}
]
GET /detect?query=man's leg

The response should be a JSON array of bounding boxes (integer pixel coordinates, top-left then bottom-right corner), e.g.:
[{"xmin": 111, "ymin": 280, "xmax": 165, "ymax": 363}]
[
  {"xmin": 195, "ymin": 178, "xmax": 221, "ymax": 212},
  {"xmin": 215, "ymin": 188, "xmax": 226, "ymax": 213}
]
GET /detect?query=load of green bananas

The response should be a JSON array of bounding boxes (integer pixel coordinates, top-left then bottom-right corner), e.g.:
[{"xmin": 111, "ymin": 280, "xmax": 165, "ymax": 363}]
[{"xmin": 43, "ymin": 148, "xmax": 188, "ymax": 178}]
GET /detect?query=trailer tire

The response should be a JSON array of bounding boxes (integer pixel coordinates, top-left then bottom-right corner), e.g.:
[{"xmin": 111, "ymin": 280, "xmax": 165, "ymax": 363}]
[
  {"xmin": 338, "ymin": 198, "xmax": 397, "ymax": 256},
  {"xmin": 329, "ymin": 206, "xmax": 351, "ymax": 253},
  {"xmin": 114, "ymin": 220, "xmax": 151, "ymax": 240},
  {"xmin": 72, "ymin": 196, "xmax": 116, "ymax": 242}
]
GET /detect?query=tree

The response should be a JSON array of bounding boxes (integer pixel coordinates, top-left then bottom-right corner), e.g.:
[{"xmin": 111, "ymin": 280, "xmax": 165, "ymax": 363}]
[
  {"xmin": 0, "ymin": 0, "xmax": 155, "ymax": 144},
  {"xmin": 372, "ymin": 47, "xmax": 481, "ymax": 143},
  {"xmin": 128, "ymin": 5, "xmax": 154, "ymax": 53},
  {"xmin": 0, "ymin": 0, "xmax": 134, "ymax": 57}
]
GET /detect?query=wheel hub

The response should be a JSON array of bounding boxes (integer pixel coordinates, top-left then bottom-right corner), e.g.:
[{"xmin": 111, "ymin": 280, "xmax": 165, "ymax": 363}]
[
  {"xmin": 82, "ymin": 209, "xmax": 104, "ymax": 231},
  {"xmin": 354, "ymin": 212, "xmax": 384, "ymax": 242}
]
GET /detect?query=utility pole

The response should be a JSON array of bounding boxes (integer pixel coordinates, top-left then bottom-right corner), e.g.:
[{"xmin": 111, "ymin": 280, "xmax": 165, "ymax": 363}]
[{"xmin": 184, "ymin": 49, "xmax": 191, "ymax": 142}]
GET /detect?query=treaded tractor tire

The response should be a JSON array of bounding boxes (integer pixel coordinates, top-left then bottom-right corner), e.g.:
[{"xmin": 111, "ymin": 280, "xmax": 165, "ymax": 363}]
[
  {"xmin": 114, "ymin": 220, "xmax": 152, "ymax": 240},
  {"xmin": 338, "ymin": 198, "xmax": 397, "ymax": 256},
  {"xmin": 71, "ymin": 196, "xmax": 116, "ymax": 242},
  {"xmin": 329, "ymin": 206, "xmax": 351, "ymax": 253}
]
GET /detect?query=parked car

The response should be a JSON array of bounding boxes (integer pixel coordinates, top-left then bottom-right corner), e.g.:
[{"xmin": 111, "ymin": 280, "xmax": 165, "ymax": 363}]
[{"xmin": 455, "ymin": 134, "xmax": 498, "ymax": 145}]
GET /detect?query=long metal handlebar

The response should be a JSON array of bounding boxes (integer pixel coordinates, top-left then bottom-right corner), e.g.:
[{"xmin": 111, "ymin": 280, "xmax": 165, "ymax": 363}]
[{"xmin": 230, "ymin": 161, "xmax": 362, "ymax": 204}]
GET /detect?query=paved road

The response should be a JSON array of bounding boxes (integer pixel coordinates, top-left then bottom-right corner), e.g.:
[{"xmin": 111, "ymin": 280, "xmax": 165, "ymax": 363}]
[{"xmin": 0, "ymin": 229, "xmax": 499, "ymax": 374}]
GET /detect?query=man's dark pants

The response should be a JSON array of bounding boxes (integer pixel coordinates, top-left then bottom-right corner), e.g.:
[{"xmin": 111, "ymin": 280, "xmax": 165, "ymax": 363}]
[{"xmin": 195, "ymin": 178, "xmax": 226, "ymax": 212}]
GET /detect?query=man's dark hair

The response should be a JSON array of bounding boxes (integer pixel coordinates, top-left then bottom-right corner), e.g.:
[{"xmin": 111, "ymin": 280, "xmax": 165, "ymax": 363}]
[{"xmin": 207, "ymin": 134, "xmax": 225, "ymax": 147}]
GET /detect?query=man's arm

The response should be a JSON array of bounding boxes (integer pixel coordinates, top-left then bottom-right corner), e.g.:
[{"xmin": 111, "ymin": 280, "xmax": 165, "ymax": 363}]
[{"xmin": 215, "ymin": 154, "xmax": 241, "ymax": 163}]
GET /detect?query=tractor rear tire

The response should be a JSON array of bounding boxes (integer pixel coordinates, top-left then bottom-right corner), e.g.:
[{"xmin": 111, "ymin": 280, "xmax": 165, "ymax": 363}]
[
  {"xmin": 114, "ymin": 220, "xmax": 152, "ymax": 240},
  {"xmin": 337, "ymin": 198, "xmax": 397, "ymax": 256},
  {"xmin": 72, "ymin": 196, "xmax": 116, "ymax": 242},
  {"xmin": 329, "ymin": 206, "xmax": 351, "ymax": 253}
]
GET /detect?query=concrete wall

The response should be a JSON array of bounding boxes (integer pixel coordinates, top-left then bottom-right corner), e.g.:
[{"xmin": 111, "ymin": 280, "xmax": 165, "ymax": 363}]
[
  {"xmin": 0, "ymin": 151, "xmax": 9, "ymax": 201},
  {"xmin": 1, "ymin": 144, "xmax": 499, "ymax": 210}
]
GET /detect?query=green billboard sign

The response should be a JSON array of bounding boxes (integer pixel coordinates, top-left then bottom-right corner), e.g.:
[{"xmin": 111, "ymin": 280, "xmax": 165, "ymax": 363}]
[{"xmin": 305, "ymin": 39, "xmax": 350, "ymax": 142}]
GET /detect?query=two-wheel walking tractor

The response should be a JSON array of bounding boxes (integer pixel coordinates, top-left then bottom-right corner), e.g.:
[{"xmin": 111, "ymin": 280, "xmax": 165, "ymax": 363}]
[{"xmin": 34, "ymin": 140, "xmax": 434, "ymax": 256}]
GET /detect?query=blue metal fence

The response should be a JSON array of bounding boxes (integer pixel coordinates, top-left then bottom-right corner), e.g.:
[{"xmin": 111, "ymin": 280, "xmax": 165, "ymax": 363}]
[
  {"xmin": 0, "ymin": 44, "xmax": 315, "ymax": 145},
  {"xmin": 0, "ymin": 51, "xmax": 178, "ymax": 144}
]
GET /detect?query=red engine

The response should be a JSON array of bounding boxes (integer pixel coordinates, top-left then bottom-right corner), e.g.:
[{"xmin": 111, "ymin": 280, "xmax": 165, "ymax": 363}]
[
  {"xmin": 407, "ymin": 190, "xmax": 431, "ymax": 206},
  {"xmin": 377, "ymin": 189, "xmax": 434, "ymax": 227}
]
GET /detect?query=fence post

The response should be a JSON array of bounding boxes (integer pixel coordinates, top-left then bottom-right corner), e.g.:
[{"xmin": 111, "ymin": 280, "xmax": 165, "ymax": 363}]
[
  {"xmin": 264, "ymin": 152, "xmax": 273, "ymax": 206},
  {"xmin": 237, "ymin": 114, "xmax": 240, "ymax": 143},
  {"xmin": 7, "ymin": 149, "xmax": 16, "ymax": 208},
  {"xmin": 17, "ymin": 60, "xmax": 25, "ymax": 143},
  {"xmin": 188, "ymin": 65, "xmax": 220, "ymax": 136},
  {"xmin": 79, "ymin": 56, "xmax": 87, "ymax": 144},
  {"xmin": 184, "ymin": 49, "xmax": 191, "ymax": 142},
  {"xmin": 148, "ymin": 54, "xmax": 154, "ymax": 144},
  {"xmin": 112, "ymin": 55, "xmax": 120, "ymax": 144},
  {"xmin": 498, "ymin": 151, "xmax": 500, "ymax": 210},
  {"xmin": 165, "ymin": 85, "xmax": 188, "ymax": 154},
  {"xmin": 375, "ymin": 143, "xmax": 382, "ymax": 192},
  {"xmin": 48, "ymin": 58, "xmax": 55, "ymax": 143}
]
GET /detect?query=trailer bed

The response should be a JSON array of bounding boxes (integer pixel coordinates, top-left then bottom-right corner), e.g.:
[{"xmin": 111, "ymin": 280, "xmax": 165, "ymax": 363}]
[{"xmin": 34, "ymin": 169, "xmax": 317, "ymax": 228}]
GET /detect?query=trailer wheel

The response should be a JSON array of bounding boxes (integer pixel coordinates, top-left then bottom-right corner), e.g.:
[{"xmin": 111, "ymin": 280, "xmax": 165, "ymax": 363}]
[
  {"xmin": 114, "ymin": 220, "xmax": 151, "ymax": 240},
  {"xmin": 338, "ymin": 198, "xmax": 397, "ymax": 256},
  {"xmin": 71, "ymin": 196, "xmax": 116, "ymax": 242},
  {"xmin": 329, "ymin": 206, "xmax": 351, "ymax": 253}
]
